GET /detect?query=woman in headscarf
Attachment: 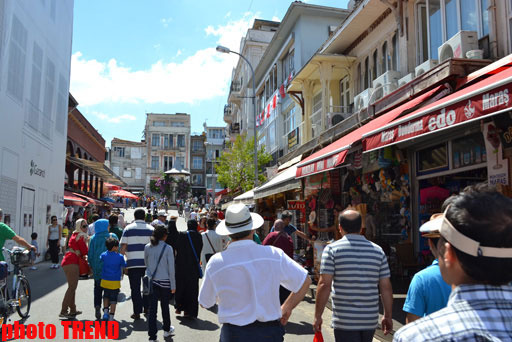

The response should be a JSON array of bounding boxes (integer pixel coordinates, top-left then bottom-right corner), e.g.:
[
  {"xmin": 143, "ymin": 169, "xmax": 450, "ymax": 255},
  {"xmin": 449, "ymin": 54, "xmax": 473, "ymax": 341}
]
[
  {"xmin": 60, "ymin": 218, "xmax": 89, "ymax": 318},
  {"xmin": 167, "ymin": 219, "xmax": 203, "ymax": 318}
]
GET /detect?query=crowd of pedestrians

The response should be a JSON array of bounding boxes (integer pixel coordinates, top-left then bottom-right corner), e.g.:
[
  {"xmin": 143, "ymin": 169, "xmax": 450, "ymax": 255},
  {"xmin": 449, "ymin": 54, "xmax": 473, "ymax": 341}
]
[{"xmin": 1, "ymin": 182, "xmax": 511, "ymax": 341}]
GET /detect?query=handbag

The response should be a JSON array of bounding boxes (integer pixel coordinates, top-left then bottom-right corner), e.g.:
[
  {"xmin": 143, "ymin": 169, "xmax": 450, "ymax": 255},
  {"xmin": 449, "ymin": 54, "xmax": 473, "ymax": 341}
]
[
  {"xmin": 204, "ymin": 233, "xmax": 216, "ymax": 264},
  {"xmin": 142, "ymin": 244, "xmax": 166, "ymax": 296},
  {"xmin": 78, "ymin": 256, "xmax": 90, "ymax": 276},
  {"xmin": 187, "ymin": 231, "xmax": 203, "ymax": 279}
]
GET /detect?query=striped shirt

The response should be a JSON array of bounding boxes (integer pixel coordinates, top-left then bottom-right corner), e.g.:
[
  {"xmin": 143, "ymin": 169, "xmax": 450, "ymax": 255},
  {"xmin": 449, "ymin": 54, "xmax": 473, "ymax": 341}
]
[
  {"xmin": 394, "ymin": 284, "xmax": 512, "ymax": 342},
  {"xmin": 320, "ymin": 234, "xmax": 390, "ymax": 330},
  {"xmin": 120, "ymin": 220, "xmax": 154, "ymax": 269}
]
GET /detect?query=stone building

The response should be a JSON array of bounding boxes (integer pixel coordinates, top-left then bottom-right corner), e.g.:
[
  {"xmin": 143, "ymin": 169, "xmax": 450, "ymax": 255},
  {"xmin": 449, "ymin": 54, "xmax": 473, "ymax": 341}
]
[{"xmin": 109, "ymin": 138, "xmax": 147, "ymax": 193}]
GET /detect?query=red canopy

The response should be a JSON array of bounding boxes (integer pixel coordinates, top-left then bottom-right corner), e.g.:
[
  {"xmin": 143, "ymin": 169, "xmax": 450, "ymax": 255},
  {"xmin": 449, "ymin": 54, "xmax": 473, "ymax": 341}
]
[
  {"xmin": 104, "ymin": 182, "xmax": 122, "ymax": 191},
  {"xmin": 110, "ymin": 189, "xmax": 138, "ymax": 199},
  {"xmin": 363, "ymin": 66, "xmax": 512, "ymax": 152},
  {"xmin": 63, "ymin": 191, "xmax": 88, "ymax": 207},
  {"xmin": 296, "ymin": 86, "xmax": 445, "ymax": 178}
]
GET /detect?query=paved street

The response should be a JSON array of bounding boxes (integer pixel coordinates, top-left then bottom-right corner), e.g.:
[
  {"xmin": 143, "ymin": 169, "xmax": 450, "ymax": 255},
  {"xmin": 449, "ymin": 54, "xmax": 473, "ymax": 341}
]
[{"xmin": 10, "ymin": 208, "xmax": 339, "ymax": 341}]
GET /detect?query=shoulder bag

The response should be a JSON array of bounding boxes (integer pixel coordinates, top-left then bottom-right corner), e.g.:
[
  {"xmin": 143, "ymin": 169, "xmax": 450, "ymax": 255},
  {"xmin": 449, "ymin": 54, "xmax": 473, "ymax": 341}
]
[
  {"xmin": 142, "ymin": 244, "xmax": 166, "ymax": 296},
  {"xmin": 204, "ymin": 233, "xmax": 216, "ymax": 264},
  {"xmin": 187, "ymin": 231, "xmax": 203, "ymax": 278}
]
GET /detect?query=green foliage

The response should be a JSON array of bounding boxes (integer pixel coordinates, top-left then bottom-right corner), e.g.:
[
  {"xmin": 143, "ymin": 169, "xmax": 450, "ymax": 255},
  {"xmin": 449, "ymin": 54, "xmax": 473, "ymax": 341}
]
[{"xmin": 215, "ymin": 134, "xmax": 272, "ymax": 193}]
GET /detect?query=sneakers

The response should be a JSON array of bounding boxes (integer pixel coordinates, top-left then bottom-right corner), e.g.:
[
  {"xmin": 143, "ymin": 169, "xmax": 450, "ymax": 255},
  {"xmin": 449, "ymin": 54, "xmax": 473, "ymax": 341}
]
[
  {"xmin": 109, "ymin": 314, "xmax": 115, "ymax": 321},
  {"xmin": 95, "ymin": 306, "xmax": 101, "ymax": 320},
  {"xmin": 163, "ymin": 326, "xmax": 175, "ymax": 337},
  {"xmin": 131, "ymin": 313, "xmax": 141, "ymax": 320},
  {"xmin": 29, "ymin": 266, "xmax": 37, "ymax": 270},
  {"xmin": 102, "ymin": 312, "xmax": 109, "ymax": 320},
  {"xmin": 51, "ymin": 264, "xmax": 60, "ymax": 269}
]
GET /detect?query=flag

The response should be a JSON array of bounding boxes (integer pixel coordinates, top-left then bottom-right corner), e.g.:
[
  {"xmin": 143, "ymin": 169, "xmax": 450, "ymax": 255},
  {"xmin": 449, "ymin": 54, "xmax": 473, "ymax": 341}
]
[
  {"xmin": 272, "ymin": 94, "xmax": 277, "ymax": 109},
  {"xmin": 279, "ymin": 84, "xmax": 286, "ymax": 98},
  {"xmin": 266, "ymin": 103, "xmax": 271, "ymax": 119}
]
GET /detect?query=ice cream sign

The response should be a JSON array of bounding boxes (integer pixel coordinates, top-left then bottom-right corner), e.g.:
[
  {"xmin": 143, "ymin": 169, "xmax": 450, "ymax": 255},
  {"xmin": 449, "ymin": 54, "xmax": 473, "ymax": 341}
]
[
  {"xmin": 364, "ymin": 82, "xmax": 512, "ymax": 152},
  {"xmin": 29, "ymin": 160, "xmax": 45, "ymax": 178}
]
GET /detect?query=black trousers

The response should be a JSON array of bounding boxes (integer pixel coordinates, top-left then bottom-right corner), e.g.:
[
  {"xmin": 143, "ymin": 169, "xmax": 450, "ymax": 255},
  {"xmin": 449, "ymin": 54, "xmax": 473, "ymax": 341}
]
[
  {"xmin": 49, "ymin": 239, "xmax": 59, "ymax": 264},
  {"xmin": 127, "ymin": 268, "xmax": 148, "ymax": 315},
  {"xmin": 148, "ymin": 284, "xmax": 171, "ymax": 340}
]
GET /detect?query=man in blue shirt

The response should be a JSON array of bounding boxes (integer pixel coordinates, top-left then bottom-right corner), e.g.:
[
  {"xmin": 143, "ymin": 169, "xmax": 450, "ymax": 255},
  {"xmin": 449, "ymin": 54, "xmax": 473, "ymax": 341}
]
[
  {"xmin": 403, "ymin": 213, "xmax": 451, "ymax": 323},
  {"xmin": 271, "ymin": 211, "xmax": 310, "ymax": 242}
]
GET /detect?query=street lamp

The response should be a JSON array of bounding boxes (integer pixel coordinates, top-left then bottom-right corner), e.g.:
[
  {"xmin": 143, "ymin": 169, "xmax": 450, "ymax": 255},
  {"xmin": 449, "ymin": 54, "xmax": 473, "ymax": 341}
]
[{"xmin": 216, "ymin": 45, "xmax": 258, "ymax": 188}]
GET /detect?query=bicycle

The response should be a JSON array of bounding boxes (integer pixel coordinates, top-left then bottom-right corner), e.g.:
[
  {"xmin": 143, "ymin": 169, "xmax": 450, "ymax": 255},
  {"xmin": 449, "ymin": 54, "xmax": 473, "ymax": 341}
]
[{"xmin": 0, "ymin": 247, "xmax": 32, "ymax": 325}]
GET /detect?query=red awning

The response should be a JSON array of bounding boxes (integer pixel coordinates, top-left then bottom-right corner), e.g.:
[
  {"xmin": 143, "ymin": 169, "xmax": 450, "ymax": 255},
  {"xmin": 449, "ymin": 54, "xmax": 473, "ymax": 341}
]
[
  {"xmin": 63, "ymin": 191, "xmax": 88, "ymax": 207},
  {"xmin": 214, "ymin": 195, "xmax": 222, "ymax": 205},
  {"xmin": 363, "ymin": 66, "xmax": 512, "ymax": 152},
  {"xmin": 456, "ymin": 53, "xmax": 512, "ymax": 88},
  {"xmin": 73, "ymin": 193, "xmax": 104, "ymax": 206},
  {"xmin": 104, "ymin": 182, "xmax": 122, "ymax": 191},
  {"xmin": 110, "ymin": 189, "xmax": 138, "ymax": 199},
  {"xmin": 296, "ymin": 86, "xmax": 445, "ymax": 178}
]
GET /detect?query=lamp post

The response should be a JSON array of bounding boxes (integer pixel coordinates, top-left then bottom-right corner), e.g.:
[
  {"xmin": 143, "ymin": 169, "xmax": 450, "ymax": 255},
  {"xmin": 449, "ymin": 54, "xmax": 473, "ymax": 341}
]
[{"xmin": 216, "ymin": 45, "xmax": 258, "ymax": 188}]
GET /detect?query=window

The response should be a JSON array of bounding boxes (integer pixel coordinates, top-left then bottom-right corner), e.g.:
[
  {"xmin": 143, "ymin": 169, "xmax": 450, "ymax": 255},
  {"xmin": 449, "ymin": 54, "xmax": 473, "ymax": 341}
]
[
  {"xmin": 284, "ymin": 106, "xmax": 297, "ymax": 135},
  {"xmin": 208, "ymin": 129, "xmax": 224, "ymax": 139},
  {"xmin": 364, "ymin": 57, "xmax": 369, "ymax": 89},
  {"xmin": 372, "ymin": 50, "xmax": 378, "ymax": 80},
  {"xmin": 192, "ymin": 157, "xmax": 203, "ymax": 169},
  {"xmin": 192, "ymin": 174, "xmax": 203, "ymax": 186},
  {"xmin": 177, "ymin": 135, "xmax": 185, "ymax": 147},
  {"xmin": 28, "ymin": 42, "xmax": 43, "ymax": 132},
  {"xmin": 135, "ymin": 167, "xmax": 142, "ymax": 180},
  {"xmin": 152, "ymin": 134, "xmax": 160, "ymax": 147},
  {"xmin": 171, "ymin": 121, "xmax": 185, "ymax": 127},
  {"xmin": 392, "ymin": 33, "xmax": 399, "ymax": 70},
  {"xmin": 311, "ymin": 92, "xmax": 323, "ymax": 138},
  {"xmin": 43, "ymin": 59, "xmax": 55, "ymax": 122},
  {"xmin": 215, "ymin": 150, "xmax": 220, "ymax": 159},
  {"xmin": 113, "ymin": 166, "xmax": 120, "ymax": 175},
  {"xmin": 192, "ymin": 140, "xmax": 203, "ymax": 151},
  {"xmin": 131, "ymin": 147, "xmax": 141, "ymax": 159},
  {"xmin": 381, "ymin": 42, "xmax": 388, "ymax": 73},
  {"xmin": 268, "ymin": 120, "xmax": 276, "ymax": 152},
  {"xmin": 206, "ymin": 177, "xmax": 213, "ymax": 189},
  {"xmin": 357, "ymin": 63, "xmax": 362, "ymax": 93},
  {"xmin": 151, "ymin": 156, "xmax": 159, "ymax": 170},
  {"xmin": 163, "ymin": 134, "xmax": 169, "ymax": 148},
  {"xmin": 282, "ymin": 49, "xmax": 294, "ymax": 82},
  {"xmin": 417, "ymin": 143, "xmax": 448, "ymax": 172},
  {"xmin": 153, "ymin": 121, "xmax": 166, "ymax": 127},
  {"xmin": 417, "ymin": 0, "xmax": 490, "ymax": 61},
  {"xmin": 55, "ymin": 74, "xmax": 67, "ymax": 134},
  {"xmin": 339, "ymin": 77, "xmax": 350, "ymax": 109},
  {"xmin": 176, "ymin": 156, "xmax": 184, "ymax": 169},
  {"xmin": 7, "ymin": 15, "xmax": 27, "ymax": 103},
  {"xmin": 163, "ymin": 156, "xmax": 172, "ymax": 171},
  {"xmin": 123, "ymin": 168, "xmax": 132, "ymax": 178},
  {"xmin": 113, "ymin": 147, "xmax": 125, "ymax": 157}
]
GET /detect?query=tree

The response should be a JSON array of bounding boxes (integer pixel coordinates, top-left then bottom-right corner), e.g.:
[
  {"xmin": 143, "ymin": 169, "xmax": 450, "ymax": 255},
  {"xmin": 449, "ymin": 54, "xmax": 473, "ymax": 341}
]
[{"xmin": 215, "ymin": 134, "xmax": 272, "ymax": 193}]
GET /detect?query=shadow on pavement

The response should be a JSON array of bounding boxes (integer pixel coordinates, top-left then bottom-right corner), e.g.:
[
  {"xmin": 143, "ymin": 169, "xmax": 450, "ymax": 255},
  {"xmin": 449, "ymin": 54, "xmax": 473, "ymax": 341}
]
[
  {"xmin": 285, "ymin": 320, "xmax": 314, "ymax": 335},
  {"xmin": 23, "ymin": 261, "xmax": 67, "ymax": 303},
  {"xmin": 176, "ymin": 316, "xmax": 219, "ymax": 331}
]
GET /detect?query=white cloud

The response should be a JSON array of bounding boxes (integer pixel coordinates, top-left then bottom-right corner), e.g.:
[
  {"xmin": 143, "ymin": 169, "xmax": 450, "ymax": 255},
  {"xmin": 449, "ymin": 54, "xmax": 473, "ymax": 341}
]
[
  {"xmin": 176, "ymin": 49, "xmax": 182, "ymax": 57},
  {"xmin": 224, "ymin": 11, "xmax": 231, "ymax": 18},
  {"xmin": 271, "ymin": 16, "xmax": 280, "ymax": 22},
  {"xmin": 70, "ymin": 14, "xmax": 255, "ymax": 107},
  {"xmin": 91, "ymin": 111, "xmax": 136, "ymax": 123},
  {"xmin": 153, "ymin": 43, "xmax": 161, "ymax": 50},
  {"xmin": 161, "ymin": 17, "xmax": 172, "ymax": 28}
]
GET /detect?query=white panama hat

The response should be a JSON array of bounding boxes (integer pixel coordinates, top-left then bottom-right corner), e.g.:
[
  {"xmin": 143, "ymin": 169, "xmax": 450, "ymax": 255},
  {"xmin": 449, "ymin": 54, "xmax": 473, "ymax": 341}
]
[
  {"xmin": 215, "ymin": 203, "xmax": 264, "ymax": 236},
  {"xmin": 157, "ymin": 210, "xmax": 167, "ymax": 217}
]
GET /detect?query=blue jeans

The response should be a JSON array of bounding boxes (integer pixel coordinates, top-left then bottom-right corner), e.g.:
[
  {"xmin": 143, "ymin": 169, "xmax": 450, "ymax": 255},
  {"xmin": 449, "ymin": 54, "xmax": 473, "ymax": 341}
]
[
  {"xmin": 94, "ymin": 279, "xmax": 103, "ymax": 308},
  {"xmin": 333, "ymin": 329, "xmax": 375, "ymax": 342},
  {"xmin": 220, "ymin": 322, "xmax": 284, "ymax": 342},
  {"xmin": 127, "ymin": 268, "xmax": 148, "ymax": 315},
  {"xmin": 148, "ymin": 284, "xmax": 171, "ymax": 341}
]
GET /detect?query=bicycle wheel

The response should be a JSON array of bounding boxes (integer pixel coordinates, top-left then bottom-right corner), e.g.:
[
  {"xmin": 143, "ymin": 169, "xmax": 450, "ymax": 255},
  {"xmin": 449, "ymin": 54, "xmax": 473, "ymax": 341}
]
[{"xmin": 15, "ymin": 277, "xmax": 30, "ymax": 318}]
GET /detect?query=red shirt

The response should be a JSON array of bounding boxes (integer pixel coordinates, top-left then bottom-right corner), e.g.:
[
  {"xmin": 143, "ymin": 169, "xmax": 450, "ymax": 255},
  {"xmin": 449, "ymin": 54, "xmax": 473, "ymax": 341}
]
[
  {"xmin": 217, "ymin": 211, "xmax": 224, "ymax": 220},
  {"xmin": 61, "ymin": 232, "xmax": 88, "ymax": 266},
  {"xmin": 262, "ymin": 232, "xmax": 294, "ymax": 259}
]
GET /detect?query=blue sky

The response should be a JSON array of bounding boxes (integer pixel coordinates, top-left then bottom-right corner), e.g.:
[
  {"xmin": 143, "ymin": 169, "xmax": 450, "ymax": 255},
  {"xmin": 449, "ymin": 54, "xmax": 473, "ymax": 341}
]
[{"xmin": 71, "ymin": 0, "xmax": 348, "ymax": 146}]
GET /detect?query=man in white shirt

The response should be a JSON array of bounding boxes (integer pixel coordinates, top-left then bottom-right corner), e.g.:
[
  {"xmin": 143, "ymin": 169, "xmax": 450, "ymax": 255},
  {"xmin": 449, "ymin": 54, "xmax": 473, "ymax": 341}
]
[
  {"xmin": 190, "ymin": 209, "xmax": 198, "ymax": 222},
  {"xmin": 199, "ymin": 203, "xmax": 311, "ymax": 341},
  {"xmin": 151, "ymin": 210, "xmax": 167, "ymax": 227},
  {"xmin": 88, "ymin": 214, "xmax": 99, "ymax": 236},
  {"xmin": 200, "ymin": 218, "xmax": 228, "ymax": 273}
]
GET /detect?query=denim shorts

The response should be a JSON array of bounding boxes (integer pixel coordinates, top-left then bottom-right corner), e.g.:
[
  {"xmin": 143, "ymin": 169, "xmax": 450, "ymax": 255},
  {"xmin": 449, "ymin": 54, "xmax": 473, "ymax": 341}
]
[{"xmin": 102, "ymin": 288, "xmax": 119, "ymax": 303}]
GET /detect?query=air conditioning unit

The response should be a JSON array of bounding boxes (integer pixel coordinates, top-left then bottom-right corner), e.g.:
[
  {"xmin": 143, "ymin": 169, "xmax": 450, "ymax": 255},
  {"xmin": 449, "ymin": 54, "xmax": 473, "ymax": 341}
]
[
  {"xmin": 438, "ymin": 31, "xmax": 478, "ymax": 63},
  {"xmin": 372, "ymin": 70, "xmax": 401, "ymax": 101},
  {"xmin": 415, "ymin": 59, "xmax": 439, "ymax": 77},
  {"xmin": 353, "ymin": 88, "xmax": 373, "ymax": 112},
  {"xmin": 328, "ymin": 113, "xmax": 345, "ymax": 128},
  {"xmin": 398, "ymin": 73, "xmax": 414, "ymax": 87}
]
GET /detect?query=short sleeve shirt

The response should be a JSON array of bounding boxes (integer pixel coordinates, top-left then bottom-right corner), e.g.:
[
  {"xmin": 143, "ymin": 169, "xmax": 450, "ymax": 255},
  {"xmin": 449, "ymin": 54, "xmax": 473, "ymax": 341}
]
[
  {"xmin": 270, "ymin": 224, "xmax": 297, "ymax": 235},
  {"xmin": 120, "ymin": 220, "xmax": 153, "ymax": 269},
  {"xmin": 0, "ymin": 223, "xmax": 16, "ymax": 261},
  {"xmin": 320, "ymin": 234, "xmax": 390, "ymax": 330},
  {"xmin": 402, "ymin": 260, "xmax": 451, "ymax": 317}
]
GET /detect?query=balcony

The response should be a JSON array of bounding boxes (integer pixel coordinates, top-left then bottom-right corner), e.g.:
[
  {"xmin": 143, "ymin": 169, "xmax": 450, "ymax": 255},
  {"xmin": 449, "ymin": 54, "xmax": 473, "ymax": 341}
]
[
  {"xmin": 228, "ymin": 80, "xmax": 242, "ymax": 104},
  {"xmin": 230, "ymin": 80, "xmax": 241, "ymax": 93},
  {"xmin": 229, "ymin": 123, "xmax": 240, "ymax": 135},
  {"xmin": 224, "ymin": 104, "xmax": 233, "ymax": 124}
]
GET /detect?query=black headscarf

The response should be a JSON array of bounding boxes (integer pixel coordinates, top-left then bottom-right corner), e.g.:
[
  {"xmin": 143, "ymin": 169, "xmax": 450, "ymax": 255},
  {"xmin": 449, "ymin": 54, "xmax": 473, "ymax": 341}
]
[{"xmin": 187, "ymin": 219, "xmax": 198, "ymax": 232}]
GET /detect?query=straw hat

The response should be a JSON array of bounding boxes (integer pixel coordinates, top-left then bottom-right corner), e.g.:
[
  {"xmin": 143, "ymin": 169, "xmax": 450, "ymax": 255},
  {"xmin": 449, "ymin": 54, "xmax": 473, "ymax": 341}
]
[{"xmin": 215, "ymin": 203, "xmax": 263, "ymax": 236}]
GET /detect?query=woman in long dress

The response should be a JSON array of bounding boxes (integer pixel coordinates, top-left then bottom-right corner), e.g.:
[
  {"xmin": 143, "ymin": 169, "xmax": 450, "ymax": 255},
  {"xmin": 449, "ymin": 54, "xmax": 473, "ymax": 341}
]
[{"xmin": 167, "ymin": 219, "xmax": 203, "ymax": 318}]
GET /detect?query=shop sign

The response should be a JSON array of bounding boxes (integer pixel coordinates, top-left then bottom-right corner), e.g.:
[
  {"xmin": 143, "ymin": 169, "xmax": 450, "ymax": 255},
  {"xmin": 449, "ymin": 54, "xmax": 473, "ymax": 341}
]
[
  {"xmin": 288, "ymin": 127, "xmax": 299, "ymax": 149},
  {"xmin": 483, "ymin": 122, "xmax": 509, "ymax": 185},
  {"xmin": 364, "ymin": 83, "xmax": 512, "ymax": 151},
  {"xmin": 29, "ymin": 160, "xmax": 45, "ymax": 178},
  {"xmin": 287, "ymin": 200, "xmax": 306, "ymax": 223},
  {"xmin": 296, "ymin": 150, "xmax": 347, "ymax": 177}
]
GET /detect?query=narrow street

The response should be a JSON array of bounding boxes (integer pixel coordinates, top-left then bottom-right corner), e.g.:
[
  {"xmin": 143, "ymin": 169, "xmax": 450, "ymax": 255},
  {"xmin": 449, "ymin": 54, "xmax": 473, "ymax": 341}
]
[{"xmin": 12, "ymin": 209, "xmax": 338, "ymax": 341}]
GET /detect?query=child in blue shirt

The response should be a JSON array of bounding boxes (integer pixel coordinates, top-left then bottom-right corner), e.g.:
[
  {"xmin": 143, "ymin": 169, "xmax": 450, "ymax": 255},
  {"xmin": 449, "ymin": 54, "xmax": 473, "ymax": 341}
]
[
  {"xmin": 30, "ymin": 233, "xmax": 40, "ymax": 270},
  {"xmin": 100, "ymin": 237, "xmax": 126, "ymax": 320}
]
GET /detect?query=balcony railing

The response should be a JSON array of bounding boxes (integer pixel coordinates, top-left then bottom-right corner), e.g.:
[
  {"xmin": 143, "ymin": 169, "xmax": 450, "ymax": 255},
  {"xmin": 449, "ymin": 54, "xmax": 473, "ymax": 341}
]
[
  {"xmin": 230, "ymin": 123, "xmax": 240, "ymax": 134},
  {"xmin": 224, "ymin": 104, "xmax": 233, "ymax": 123},
  {"xmin": 230, "ymin": 81, "xmax": 241, "ymax": 93}
]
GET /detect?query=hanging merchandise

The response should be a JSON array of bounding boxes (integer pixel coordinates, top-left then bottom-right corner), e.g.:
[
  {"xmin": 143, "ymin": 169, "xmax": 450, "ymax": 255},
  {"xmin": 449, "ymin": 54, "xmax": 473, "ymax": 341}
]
[
  {"xmin": 272, "ymin": 94, "xmax": 277, "ymax": 109},
  {"xmin": 279, "ymin": 84, "xmax": 286, "ymax": 98}
]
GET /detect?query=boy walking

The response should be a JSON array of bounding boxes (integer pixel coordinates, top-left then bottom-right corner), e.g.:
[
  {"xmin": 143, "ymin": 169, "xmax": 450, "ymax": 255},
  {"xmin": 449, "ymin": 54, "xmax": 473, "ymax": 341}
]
[
  {"xmin": 100, "ymin": 238, "xmax": 126, "ymax": 321},
  {"xmin": 30, "ymin": 233, "xmax": 40, "ymax": 270}
]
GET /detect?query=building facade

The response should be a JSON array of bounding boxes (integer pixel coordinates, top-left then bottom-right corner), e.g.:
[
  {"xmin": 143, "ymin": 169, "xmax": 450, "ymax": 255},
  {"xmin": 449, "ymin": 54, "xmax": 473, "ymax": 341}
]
[
  {"xmin": 0, "ymin": 1, "xmax": 74, "ymax": 254},
  {"xmin": 224, "ymin": 19, "xmax": 279, "ymax": 142},
  {"xmin": 204, "ymin": 124, "xmax": 226, "ymax": 198},
  {"xmin": 109, "ymin": 138, "xmax": 147, "ymax": 193},
  {"xmin": 144, "ymin": 113, "xmax": 191, "ymax": 193},
  {"xmin": 190, "ymin": 134, "xmax": 206, "ymax": 197}
]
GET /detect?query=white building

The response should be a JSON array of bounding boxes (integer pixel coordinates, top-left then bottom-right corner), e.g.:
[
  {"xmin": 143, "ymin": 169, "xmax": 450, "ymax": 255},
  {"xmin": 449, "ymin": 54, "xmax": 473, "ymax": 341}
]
[
  {"xmin": 0, "ymin": 1, "xmax": 74, "ymax": 256},
  {"xmin": 204, "ymin": 124, "xmax": 226, "ymax": 197}
]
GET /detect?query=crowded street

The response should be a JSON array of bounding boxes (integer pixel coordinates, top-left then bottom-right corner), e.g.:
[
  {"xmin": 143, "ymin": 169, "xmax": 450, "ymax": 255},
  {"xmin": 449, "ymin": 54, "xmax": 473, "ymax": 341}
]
[{"xmin": 10, "ymin": 209, "xmax": 339, "ymax": 342}]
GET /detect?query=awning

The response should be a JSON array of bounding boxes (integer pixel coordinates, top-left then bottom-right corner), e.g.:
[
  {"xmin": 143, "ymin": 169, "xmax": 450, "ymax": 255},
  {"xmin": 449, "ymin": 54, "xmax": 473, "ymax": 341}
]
[
  {"xmin": 63, "ymin": 191, "xmax": 88, "ymax": 206},
  {"xmin": 363, "ymin": 66, "xmax": 512, "ymax": 152},
  {"xmin": 110, "ymin": 189, "xmax": 138, "ymax": 199},
  {"xmin": 296, "ymin": 86, "xmax": 445, "ymax": 178},
  {"xmin": 73, "ymin": 193, "xmax": 104, "ymax": 207},
  {"xmin": 255, "ymin": 165, "xmax": 301, "ymax": 199},
  {"xmin": 66, "ymin": 156, "xmax": 126, "ymax": 186}
]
